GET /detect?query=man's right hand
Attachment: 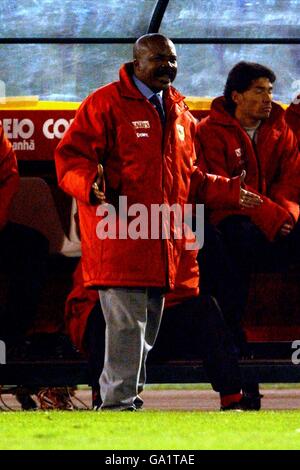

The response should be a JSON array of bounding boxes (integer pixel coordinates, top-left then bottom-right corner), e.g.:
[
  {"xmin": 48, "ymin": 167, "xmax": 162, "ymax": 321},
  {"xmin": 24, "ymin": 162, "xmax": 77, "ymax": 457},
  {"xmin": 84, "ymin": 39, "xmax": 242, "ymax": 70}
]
[
  {"xmin": 279, "ymin": 221, "xmax": 294, "ymax": 237},
  {"xmin": 90, "ymin": 163, "xmax": 106, "ymax": 204},
  {"xmin": 239, "ymin": 170, "xmax": 263, "ymax": 209}
]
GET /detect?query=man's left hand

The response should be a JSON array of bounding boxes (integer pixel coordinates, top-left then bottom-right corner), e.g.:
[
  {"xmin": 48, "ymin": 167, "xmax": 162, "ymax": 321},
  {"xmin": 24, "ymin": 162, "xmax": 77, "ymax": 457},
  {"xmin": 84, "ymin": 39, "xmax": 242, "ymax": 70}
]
[{"xmin": 91, "ymin": 164, "xmax": 106, "ymax": 204}]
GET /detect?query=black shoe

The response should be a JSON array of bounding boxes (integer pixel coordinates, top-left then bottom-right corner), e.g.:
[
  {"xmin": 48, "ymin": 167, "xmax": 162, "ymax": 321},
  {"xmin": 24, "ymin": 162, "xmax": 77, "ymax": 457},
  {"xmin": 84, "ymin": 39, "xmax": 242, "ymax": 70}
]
[
  {"xmin": 121, "ymin": 405, "xmax": 137, "ymax": 412},
  {"xmin": 220, "ymin": 393, "xmax": 263, "ymax": 411},
  {"xmin": 134, "ymin": 395, "xmax": 144, "ymax": 410},
  {"xmin": 92, "ymin": 389, "xmax": 143, "ymax": 411},
  {"xmin": 100, "ymin": 404, "xmax": 137, "ymax": 412},
  {"xmin": 242, "ymin": 392, "xmax": 263, "ymax": 410}
]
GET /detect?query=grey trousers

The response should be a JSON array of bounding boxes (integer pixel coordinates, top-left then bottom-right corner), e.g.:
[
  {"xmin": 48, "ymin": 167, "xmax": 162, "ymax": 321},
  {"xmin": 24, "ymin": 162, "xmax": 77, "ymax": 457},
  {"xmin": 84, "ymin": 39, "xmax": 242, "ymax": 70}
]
[{"xmin": 98, "ymin": 287, "xmax": 164, "ymax": 409}]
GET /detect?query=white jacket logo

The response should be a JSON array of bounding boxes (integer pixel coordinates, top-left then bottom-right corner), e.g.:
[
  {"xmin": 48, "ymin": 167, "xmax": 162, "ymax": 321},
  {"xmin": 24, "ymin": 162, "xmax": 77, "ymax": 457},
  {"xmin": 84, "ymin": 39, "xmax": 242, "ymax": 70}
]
[
  {"xmin": 176, "ymin": 124, "xmax": 185, "ymax": 141},
  {"xmin": 235, "ymin": 148, "xmax": 242, "ymax": 158},
  {"xmin": 132, "ymin": 121, "xmax": 150, "ymax": 129}
]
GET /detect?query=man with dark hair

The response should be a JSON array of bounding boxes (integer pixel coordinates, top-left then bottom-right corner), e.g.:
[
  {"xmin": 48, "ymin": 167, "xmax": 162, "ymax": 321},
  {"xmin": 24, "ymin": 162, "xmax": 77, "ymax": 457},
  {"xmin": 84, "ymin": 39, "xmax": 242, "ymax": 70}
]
[
  {"xmin": 197, "ymin": 60, "xmax": 300, "ymax": 249},
  {"xmin": 196, "ymin": 61, "xmax": 300, "ymax": 408},
  {"xmin": 224, "ymin": 61, "xmax": 276, "ymax": 112}
]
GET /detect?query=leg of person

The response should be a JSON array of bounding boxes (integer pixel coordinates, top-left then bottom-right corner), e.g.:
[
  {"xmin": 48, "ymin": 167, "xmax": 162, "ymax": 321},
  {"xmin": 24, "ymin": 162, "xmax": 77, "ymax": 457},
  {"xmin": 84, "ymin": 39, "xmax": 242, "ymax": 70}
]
[
  {"xmin": 216, "ymin": 215, "xmax": 268, "ymax": 354},
  {"xmin": 217, "ymin": 215, "xmax": 269, "ymax": 405},
  {"xmin": 154, "ymin": 295, "xmax": 259, "ymax": 410},
  {"xmin": 192, "ymin": 296, "xmax": 242, "ymax": 397},
  {"xmin": 84, "ymin": 294, "xmax": 162, "ymax": 411},
  {"xmin": 178, "ymin": 295, "xmax": 243, "ymax": 408},
  {"xmin": 198, "ymin": 221, "xmax": 249, "ymax": 357},
  {"xmin": 152, "ymin": 295, "xmax": 242, "ymax": 396},
  {"xmin": 155, "ymin": 295, "xmax": 243, "ymax": 401},
  {"xmin": 195, "ymin": 295, "xmax": 261, "ymax": 410},
  {"xmin": 99, "ymin": 287, "xmax": 164, "ymax": 410},
  {"xmin": 0, "ymin": 222, "xmax": 49, "ymax": 347},
  {"xmin": 198, "ymin": 223, "xmax": 244, "ymax": 315},
  {"xmin": 137, "ymin": 287, "xmax": 165, "ymax": 408}
]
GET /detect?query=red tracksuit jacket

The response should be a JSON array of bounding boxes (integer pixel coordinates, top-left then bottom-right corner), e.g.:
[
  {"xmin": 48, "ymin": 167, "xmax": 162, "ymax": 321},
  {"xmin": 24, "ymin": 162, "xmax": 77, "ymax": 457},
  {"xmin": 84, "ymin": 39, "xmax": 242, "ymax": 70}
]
[
  {"xmin": 196, "ymin": 97, "xmax": 300, "ymax": 240},
  {"xmin": 56, "ymin": 64, "xmax": 241, "ymax": 292}
]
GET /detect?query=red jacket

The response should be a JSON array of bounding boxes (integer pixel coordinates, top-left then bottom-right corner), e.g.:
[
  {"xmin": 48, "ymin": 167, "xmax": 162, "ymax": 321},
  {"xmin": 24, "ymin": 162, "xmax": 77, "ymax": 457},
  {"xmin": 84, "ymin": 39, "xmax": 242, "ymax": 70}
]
[
  {"xmin": 0, "ymin": 125, "xmax": 19, "ymax": 230},
  {"xmin": 285, "ymin": 100, "xmax": 300, "ymax": 146},
  {"xmin": 56, "ymin": 64, "xmax": 240, "ymax": 291},
  {"xmin": 65, "ymin": 167, "xmax": 241, "ymax": 350},
  {"xmin": 196, "ymin": 97, "xmax": 300, "ymax": 240}
]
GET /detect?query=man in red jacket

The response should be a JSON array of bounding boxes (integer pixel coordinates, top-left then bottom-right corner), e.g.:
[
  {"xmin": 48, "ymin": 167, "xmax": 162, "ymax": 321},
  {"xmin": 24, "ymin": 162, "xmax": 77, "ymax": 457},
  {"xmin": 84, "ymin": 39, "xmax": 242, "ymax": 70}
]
[
  {"xmin": 286, "ymin": 94, "xmax": 300, "ymax": 146},
  {"xmin": 196, "ymin": 62, "xmax": 300, "ymax": 380},
  {"xmin": 56, "ymin": 36, "xmax": 261, "ymax": 411}
]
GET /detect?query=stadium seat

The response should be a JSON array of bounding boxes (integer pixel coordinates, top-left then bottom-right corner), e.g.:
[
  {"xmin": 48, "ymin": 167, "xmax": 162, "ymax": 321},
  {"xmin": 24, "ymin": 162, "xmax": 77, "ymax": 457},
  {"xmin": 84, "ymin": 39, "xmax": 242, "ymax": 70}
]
[{"xmin": 9, "ymin": 177, "xmax": 81, "ymax": 256}]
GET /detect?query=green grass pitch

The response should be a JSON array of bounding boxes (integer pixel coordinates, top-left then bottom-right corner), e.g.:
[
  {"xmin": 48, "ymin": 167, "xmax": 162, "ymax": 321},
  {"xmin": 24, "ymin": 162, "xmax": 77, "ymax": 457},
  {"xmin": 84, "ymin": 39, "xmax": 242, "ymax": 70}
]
[{"xmin": 1, "ymin": 410, "xmax": 300, "ymax": 450}]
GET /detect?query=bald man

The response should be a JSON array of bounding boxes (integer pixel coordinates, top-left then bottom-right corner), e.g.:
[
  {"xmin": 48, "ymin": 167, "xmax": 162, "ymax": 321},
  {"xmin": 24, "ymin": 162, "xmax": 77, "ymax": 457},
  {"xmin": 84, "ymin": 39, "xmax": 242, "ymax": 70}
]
[{"xmin": 56, "ymin": 34, "xmax": 260, "ymax": 411}]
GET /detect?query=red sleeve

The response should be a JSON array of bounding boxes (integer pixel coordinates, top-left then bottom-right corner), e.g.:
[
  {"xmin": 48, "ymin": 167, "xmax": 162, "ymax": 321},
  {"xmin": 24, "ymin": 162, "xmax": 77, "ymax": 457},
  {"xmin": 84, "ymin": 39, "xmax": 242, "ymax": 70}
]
[
  {"xmin": 240, "ymin": 190, "xmax": 292, "ymax": 240},
  {"xmin": 55, "ymin": 94, "xmax": 108, "ymax": 203},
  {"xmin": 196, "ymin": 121, "xmax": 295, "ymax": 241},
  {"xmin": 190, "ymin": 167, "xmax": 241, "ymax": 209},
  {"xmin": 195, "ymin": 123, "xmax": 230, "ymax": 177},
  {"xmin": 0, "ymin": 126, "xmax": 20, "ymax": 230}
]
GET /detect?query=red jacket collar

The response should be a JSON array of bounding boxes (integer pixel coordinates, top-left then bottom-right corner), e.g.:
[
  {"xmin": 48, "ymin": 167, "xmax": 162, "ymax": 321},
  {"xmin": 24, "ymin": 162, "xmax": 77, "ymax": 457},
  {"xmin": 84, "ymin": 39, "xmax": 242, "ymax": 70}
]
[
  {"xmin": 209, "ymin": 95, "xmax": 285, "ymax": 131},
  {"xmin": 119, "ymin": 62, "xmax": 185, "ymax": 106}
]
